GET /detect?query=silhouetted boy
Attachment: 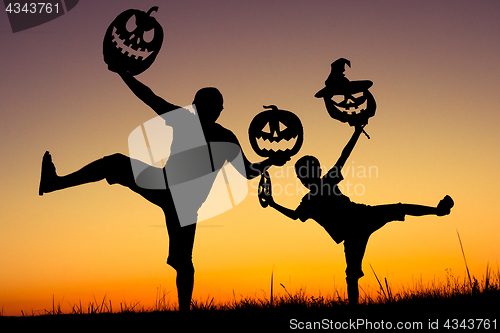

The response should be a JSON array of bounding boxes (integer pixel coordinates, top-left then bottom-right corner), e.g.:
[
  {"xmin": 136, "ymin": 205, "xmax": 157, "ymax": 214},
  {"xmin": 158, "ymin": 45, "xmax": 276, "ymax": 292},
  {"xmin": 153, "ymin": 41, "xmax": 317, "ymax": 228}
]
[{"xmin": 259, "ymin": 124, "xmax": 454, "ymax": 305}]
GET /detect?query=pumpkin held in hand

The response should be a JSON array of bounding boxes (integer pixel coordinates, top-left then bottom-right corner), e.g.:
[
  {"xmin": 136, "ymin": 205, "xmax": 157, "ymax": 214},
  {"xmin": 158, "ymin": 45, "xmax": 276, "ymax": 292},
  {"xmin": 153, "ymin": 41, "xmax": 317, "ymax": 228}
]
[
  {"xmin": 103, "ymin": 7, "xmax": 163, "ymax": 76},
  {"xmin": 248, "ymin": 105, "xmax": 304, "ymax": 159},
  {"xmin": 315, "ymin": 58, "xmax": 376, "ymax": 128}
]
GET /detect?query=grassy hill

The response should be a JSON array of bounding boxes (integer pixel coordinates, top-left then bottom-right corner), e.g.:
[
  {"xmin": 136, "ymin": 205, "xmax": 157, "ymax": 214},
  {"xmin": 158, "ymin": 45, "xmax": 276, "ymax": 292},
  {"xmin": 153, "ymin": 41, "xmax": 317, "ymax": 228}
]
[{"xmin": 2, "ymin": 267, "xmax": 498, "ymax": 331}]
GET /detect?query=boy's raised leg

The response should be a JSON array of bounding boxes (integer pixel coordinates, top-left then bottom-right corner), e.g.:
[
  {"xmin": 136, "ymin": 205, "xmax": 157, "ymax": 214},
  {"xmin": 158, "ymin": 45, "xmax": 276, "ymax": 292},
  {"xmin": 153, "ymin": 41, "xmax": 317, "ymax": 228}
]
[
  {"xmin": 400, "ymin": 195, "xmax": 454, "ymax": 217},
  {"xmin": 437, "ymin": 195, "xmax": 454, "ymax": 216}
]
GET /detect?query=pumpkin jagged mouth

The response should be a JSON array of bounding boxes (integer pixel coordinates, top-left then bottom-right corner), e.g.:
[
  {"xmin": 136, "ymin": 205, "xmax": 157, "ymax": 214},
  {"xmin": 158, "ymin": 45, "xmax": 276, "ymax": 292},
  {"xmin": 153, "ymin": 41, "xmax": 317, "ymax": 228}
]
[
  {"xmin": 256, "ymin": 136, "xmax": 298, "ymax": 153},
  {"xmin": 111, "ymin": 27, "xmax": 153, "ymax": 60},
  {"xmin": 334, "ymin": 98, "xmax": 368, "ymax": 113}
]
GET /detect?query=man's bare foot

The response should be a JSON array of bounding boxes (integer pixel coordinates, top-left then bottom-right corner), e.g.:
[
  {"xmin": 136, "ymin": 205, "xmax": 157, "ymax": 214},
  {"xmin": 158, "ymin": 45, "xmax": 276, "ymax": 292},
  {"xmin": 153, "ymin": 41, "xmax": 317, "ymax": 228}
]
[
  {"xmin": 39, "ymin": 151, "xmax": 59, "ymax": 196},
  {"xmin": 437, "ymin": 195, "xmax": 454, "ymax": 216}
]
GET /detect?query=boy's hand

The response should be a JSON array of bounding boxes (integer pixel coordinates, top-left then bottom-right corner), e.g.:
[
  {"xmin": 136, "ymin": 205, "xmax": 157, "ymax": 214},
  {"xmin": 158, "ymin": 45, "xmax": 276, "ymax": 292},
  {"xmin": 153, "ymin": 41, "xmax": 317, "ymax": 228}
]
[
  {"xmin": 258, "ymin": 171, "xmax": 273, "ymax": 208},
  {"xmin": 354, "ymin": 123, "xmax": 371, "ymax": 139},
  {"xmin": 355, "ymin": 123, "xmax": 366, "ymax": 133}
]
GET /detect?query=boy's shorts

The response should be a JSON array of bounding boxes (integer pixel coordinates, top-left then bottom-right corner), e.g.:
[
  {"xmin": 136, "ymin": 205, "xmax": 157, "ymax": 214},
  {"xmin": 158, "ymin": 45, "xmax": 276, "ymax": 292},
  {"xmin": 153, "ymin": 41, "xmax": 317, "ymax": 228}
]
[{"xmin": 343, "ymin": 203, "xmax": 406, "ymax": 281}]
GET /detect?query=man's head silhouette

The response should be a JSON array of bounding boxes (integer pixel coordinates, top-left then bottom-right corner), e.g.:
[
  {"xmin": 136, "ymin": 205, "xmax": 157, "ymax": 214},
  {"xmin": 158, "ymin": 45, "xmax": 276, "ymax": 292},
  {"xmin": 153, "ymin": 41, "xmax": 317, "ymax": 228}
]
[{"xmin": 193, "ymin": 87, "xmax": 224, "ymax": 125}]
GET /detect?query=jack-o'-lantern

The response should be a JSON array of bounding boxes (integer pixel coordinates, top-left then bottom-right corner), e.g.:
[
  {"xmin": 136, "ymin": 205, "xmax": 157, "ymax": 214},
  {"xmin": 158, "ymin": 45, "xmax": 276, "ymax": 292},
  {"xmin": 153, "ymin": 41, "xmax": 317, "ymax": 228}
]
[
  {"xmin": 103, "ymin": 7, "xmax": 164, "ymax": 76},
  {"xmin": 315, "ymin": 58, "xmax": 376, "ymax": 127},
  {"xmin": 249, "ymin": 105, "xmax": 303, "ymax": 159}
]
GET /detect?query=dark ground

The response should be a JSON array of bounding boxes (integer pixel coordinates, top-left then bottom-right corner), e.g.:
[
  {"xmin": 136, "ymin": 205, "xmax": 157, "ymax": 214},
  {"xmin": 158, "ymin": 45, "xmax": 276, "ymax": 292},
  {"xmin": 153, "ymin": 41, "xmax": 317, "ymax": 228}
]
[{"xmin": 1, "ymin": 291, "xmax": 498, "ymax": 331}]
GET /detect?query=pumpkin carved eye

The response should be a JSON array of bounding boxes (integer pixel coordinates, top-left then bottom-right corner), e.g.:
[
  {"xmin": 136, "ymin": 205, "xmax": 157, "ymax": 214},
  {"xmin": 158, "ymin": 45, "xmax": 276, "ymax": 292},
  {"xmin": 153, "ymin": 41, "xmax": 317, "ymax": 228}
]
[
  {"xmin": 126, "ymin": 15, "xmax": 136, "ymax": 32},
  {"xmin": 332, "ymin": 95, "xmax": 344, "ymax": 103},
  {"xmin": 261, "ymin": 121, "xmax": 287, "ymax": 135},
  {"xmin": 143, "ymin": 29, "xmax": 155, "ymax": 43}
]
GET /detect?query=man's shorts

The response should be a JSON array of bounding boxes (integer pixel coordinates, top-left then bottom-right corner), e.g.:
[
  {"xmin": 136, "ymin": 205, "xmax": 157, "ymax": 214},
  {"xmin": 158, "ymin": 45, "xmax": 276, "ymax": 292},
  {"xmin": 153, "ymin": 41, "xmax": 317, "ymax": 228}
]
[{"xmin": 103, "ymin": 153, "xmax": 196, "ymax": 269}]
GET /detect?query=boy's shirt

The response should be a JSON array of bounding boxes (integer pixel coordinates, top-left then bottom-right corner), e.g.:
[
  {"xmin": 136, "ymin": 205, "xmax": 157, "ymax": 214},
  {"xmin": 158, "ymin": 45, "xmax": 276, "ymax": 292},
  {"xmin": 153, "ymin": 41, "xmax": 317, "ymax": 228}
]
[{"xmin": 295, "ymin": 164, "xmax": 356, "ymax": 244}]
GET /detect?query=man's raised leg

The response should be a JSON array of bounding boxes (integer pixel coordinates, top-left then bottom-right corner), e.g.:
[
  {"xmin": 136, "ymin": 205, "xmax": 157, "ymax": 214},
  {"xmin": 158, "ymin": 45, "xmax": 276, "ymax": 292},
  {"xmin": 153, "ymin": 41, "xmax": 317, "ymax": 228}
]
[{"xmin": 39, "ymin": 151, "xmax": 130, "ymax": 195}]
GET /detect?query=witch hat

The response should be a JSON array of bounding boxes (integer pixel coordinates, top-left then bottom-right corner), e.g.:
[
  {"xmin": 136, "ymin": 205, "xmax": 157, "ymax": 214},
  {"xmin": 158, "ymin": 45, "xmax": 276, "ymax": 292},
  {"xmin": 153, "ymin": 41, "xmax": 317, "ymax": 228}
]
[{"xmin": 314, "ymin": 58, "xmax": 373, "ymax": 98}]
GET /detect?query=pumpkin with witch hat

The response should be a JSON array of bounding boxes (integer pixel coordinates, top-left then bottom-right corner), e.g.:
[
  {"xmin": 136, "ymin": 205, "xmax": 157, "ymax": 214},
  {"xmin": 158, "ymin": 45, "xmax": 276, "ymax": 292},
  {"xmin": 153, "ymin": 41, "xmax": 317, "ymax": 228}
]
[{"xmin": 315, "ymin": 58, "xmax": 376, "ymax": 128}]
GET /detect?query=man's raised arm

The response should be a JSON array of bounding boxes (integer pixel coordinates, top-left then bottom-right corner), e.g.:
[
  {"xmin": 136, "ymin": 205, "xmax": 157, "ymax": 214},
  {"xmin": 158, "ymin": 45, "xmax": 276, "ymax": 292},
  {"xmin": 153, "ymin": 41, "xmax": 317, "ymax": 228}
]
[{"xmin": 118, "ymin": 71, "xmax": 180, "ymax": 116}]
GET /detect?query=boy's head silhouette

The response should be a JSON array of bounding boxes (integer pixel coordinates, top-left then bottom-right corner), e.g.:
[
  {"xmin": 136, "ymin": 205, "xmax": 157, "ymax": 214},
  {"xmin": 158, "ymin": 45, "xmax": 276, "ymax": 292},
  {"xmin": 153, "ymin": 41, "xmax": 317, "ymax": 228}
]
[
  {"xmin": 193, "ymin": 87, "xmax": 224, "ymax": 125},
  {"xmin": 295, "ymin": 155, "xmax": 322, "ymax": 189}
]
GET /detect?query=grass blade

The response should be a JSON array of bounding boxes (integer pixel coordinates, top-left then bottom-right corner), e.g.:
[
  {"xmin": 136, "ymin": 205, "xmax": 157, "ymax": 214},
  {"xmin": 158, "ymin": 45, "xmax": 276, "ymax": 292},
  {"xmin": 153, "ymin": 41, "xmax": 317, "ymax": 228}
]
[
  {"xmin": 369, "ymin": 263, "xmax": 387, "ymax": 300},
  {"xmin": 456, "ymin": 229, "xmax": 473, "ymax": 292},
  {"xmin": 270, "ymin": 265, "xmax": 274, "ymax": 307}
]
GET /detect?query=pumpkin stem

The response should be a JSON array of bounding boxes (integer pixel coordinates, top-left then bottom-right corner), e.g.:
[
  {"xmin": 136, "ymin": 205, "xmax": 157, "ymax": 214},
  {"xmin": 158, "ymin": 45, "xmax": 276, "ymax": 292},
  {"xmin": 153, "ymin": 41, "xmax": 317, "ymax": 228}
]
[
  {"xmin": 263, "ymin": 105, "xmax": 279, "ymax": 111},
  {"xmin": 147, "ymin": 6, "xmax": 159, "ymax": 16}
]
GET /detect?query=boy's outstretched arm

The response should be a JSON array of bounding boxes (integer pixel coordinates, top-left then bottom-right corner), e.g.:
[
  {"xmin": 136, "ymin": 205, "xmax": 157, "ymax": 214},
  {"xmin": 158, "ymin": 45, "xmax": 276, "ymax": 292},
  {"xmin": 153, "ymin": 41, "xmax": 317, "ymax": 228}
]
[
  {"xmin": 269, "ymin": 200, "xmax": 300, "ymax": 220},
  {"xmin": 259, "ymin": 177, "xmax": 299, "ymax": 220},
  {"xmin": 334, "ymin": 125, "xmax": 365, "ymax": 170},
  {"xmin": 114, "ymin": 70, "xmax": 179, "ymax": 116}
]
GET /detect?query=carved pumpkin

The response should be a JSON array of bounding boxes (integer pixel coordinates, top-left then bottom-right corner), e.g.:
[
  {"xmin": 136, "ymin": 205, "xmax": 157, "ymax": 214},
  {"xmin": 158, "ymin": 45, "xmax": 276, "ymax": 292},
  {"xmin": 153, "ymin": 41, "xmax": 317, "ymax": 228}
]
[
  {"xmin": 315, "ymin": 58, "xmax": 376, "ymax": 127},
  {"xmin": 248, "ymin": 105, "xmax": 303, "ymax": 159},
  {"xmin": 103, "ymin": 7, "xmax": 164, "ymax": 76}
]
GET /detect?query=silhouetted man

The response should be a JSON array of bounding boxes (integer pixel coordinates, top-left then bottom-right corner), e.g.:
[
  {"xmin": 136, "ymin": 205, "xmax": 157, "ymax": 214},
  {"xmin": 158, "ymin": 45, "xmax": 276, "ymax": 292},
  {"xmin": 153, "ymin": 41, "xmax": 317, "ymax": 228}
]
[{"xmin": 39, "ymin": 70, "xmax": 287, "ymax": 311}]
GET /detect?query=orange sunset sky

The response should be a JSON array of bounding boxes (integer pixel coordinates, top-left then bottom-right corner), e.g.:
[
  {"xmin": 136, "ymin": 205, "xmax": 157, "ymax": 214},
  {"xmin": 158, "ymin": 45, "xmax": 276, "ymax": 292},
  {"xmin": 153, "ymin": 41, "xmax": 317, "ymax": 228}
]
[{"xmin": 1, "ymin": 1, "xmax": 499, "ymax": 316}]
